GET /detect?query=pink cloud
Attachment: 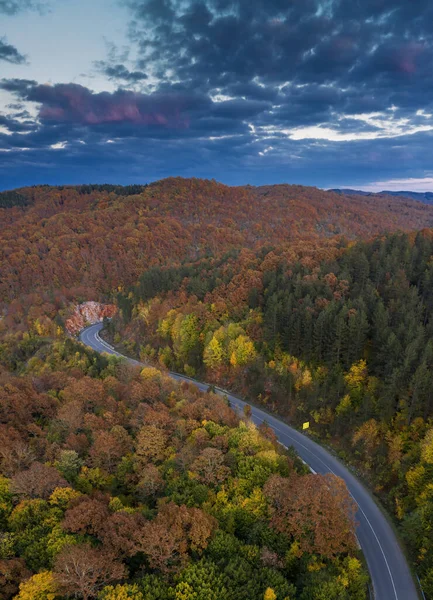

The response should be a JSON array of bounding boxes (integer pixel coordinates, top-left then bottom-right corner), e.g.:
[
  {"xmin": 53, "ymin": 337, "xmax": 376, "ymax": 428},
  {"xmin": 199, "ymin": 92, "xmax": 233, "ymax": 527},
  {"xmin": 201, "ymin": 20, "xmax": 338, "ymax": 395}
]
[{"xmin": 34, "ymin": 84, "xmax": 196, "ymax": 128}]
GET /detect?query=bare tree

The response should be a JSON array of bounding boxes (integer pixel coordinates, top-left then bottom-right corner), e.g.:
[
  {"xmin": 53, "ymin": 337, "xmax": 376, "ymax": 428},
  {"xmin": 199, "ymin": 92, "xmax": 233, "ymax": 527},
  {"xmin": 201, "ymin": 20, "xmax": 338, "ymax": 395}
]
[{"xmin": 54, "ymin": 543, "xmax": 126, "ymax": 600}]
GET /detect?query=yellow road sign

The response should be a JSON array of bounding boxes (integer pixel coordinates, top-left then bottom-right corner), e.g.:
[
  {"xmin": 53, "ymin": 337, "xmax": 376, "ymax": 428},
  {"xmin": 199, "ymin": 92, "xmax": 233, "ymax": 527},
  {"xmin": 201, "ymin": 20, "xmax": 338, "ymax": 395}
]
[{"xmin": 302, "ymin": 422, "xmax": 310, "ymax": 430}]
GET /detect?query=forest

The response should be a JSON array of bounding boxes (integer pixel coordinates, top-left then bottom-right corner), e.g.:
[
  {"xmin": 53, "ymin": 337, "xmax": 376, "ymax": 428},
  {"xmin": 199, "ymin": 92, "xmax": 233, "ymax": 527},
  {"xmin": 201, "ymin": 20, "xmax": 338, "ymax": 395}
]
[
  {"xmin": 2, "ymin": 177, "xmax": 433, "ymax": 305},
  {"xmin": 2, "ymin": 178, "xmax": 433, "ymax": 597},
  {"xmin": 110, "ymin": 230, "xmax": 433, "ymax": 596},
  {"xmin": 0, "ymin": 337, "xmax": 366, "ymax": 599}
]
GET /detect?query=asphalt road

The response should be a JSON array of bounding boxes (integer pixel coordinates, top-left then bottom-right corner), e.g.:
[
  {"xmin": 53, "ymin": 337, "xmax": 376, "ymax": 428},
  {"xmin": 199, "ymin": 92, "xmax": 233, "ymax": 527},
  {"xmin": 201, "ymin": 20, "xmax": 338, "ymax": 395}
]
[{"xmin": 80, "ymin": 322, "xmax": 419, "ymax": 600}]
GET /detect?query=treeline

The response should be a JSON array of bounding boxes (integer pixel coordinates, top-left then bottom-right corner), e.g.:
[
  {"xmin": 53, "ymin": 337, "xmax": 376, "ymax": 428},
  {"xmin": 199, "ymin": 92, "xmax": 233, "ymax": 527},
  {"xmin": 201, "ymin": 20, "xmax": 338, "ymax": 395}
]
[
  {"xmin": 111, "ymin": 231, "xmax": 433, "ymax": 596},
  {"xmin": 56, "ymin": 184, "xmax": 148, "ymax": 196},
  {"xmin": 0, "ymin": 337, "xmax": 367, "ymax": 600},
  {"xmin": 117, "ymin": 250, "xmax": 243, "ymax": 321},
  {"xmin": 0, "ymin": 191, "xmax": 30, "ymax": 209}
]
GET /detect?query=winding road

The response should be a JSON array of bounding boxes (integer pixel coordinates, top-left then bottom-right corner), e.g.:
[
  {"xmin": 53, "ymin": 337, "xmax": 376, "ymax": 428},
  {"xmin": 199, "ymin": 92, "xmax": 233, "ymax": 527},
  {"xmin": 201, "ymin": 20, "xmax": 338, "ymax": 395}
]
[{"xmin": 80, "ymin": 322, "xmax": 419, "ymax": 600}]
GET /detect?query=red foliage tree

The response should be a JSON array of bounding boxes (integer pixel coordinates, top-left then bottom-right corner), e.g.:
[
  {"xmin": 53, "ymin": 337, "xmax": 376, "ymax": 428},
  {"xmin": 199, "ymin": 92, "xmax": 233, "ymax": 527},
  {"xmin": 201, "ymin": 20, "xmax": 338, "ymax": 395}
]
[
  {"xmin": 134, "ymin": 502, "xmax": 217, "ymax": 572},
  {"xmin": 62, "ymin": 493, "xmax": 111, "ymax": 538},
  {"xmin": 264, "ymin": 473, "xmax": 357, "ymax": 558},
  {"xmin": 11, "ymin": 463, "xmax": 67, "ymax": 499}
]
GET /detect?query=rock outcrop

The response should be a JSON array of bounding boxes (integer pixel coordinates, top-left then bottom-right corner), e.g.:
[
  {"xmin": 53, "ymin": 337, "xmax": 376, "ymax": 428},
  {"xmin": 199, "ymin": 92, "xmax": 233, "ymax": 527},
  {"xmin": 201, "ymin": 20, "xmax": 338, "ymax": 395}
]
[{"xmin": 66, "ymin": 301, "xmax": 117, "ymax": 335}]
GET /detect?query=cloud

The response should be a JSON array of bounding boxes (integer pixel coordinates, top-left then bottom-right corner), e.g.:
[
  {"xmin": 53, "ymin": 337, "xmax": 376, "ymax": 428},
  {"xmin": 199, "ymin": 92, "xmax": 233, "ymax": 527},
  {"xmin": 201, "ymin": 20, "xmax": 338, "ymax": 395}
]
[
  {"xmin": 355, "ymin": 177, "xmax": 433, "ymax": 193},
  {"xmin": 0, "ymin": 38, "xmax": 27, "ymax": 64},
  {"xmin": 122, "ymin": 0, "xmax": 433, "ymax": 120},
  {"xmin": 95, "ymin": 62, "xmax": 148, "ymax": 83},
  {"xmin": 0, "ymin": 114, "xmax": 35, "ymax": 133},
  {"xmin": 1, "ymin": 110, "xmax": 432, "ymax": 190},
  {"xmin": 1, "ymin": 80, "xmax": 209, "ymax": 128},
  {"xmin": 282, "ymin": 112, "xmax": 433, "ymax": 142},
  {"xmin": 0, "ymin": 78, "xmax": 37, "ymax": 93},
  {"xmin": 2, "ymin": 0, "xmax": 433, "ymax": 189},
  {"xmin": 0, "ymin": 0, "xmax": 45, "ymax": 14},
  {"xmin": 121, "ymin": 0, "xmax": 433, "ymax": 156}
]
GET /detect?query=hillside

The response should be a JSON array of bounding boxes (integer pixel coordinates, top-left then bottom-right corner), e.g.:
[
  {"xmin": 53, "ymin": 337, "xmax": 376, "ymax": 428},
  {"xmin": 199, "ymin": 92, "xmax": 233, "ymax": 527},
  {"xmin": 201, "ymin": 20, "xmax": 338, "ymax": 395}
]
[
  {"xmin": 2, "ymin": 177, "xmax": 433, "ymax": 598},
  {"xmin": 2, "ymin": 178, "xmax": 433, "ymax": 308}
]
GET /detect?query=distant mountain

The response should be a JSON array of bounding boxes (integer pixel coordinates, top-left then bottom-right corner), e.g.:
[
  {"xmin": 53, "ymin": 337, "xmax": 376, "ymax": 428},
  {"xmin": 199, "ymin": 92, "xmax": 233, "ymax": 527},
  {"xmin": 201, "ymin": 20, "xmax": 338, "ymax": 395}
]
[
  {"xmin": 330, "ymin": 188, "xmax": 372, "ymax": 197},
  {"xmin": 331, "ymin": 188, "xmax": 433, "ymax": 205}
]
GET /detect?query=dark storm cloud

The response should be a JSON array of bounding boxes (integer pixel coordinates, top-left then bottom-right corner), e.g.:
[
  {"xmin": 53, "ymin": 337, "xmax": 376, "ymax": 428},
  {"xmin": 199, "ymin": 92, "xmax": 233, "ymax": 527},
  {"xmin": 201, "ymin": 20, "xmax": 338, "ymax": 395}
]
[
  {"xmin": 1, "ymin": 78, "xmax": 273, "ymax": 140},
  {"xmin": 3, "ymin": 0, "xmax": 433, "ymax": 189},
  {"xmin": 0, "ymin": 78, "xmax": 37, "ymax": 93},
  {"xmin": 124, "ymin": 0, "xmax": 433, "ymax": 117},
  {"xmin": 0, "ymin": 38, "xmax": 27, "ymax": 64},
  {"xmin": 210, "ymin": 99, "xmax": 270, "ymax": 120},
  {"xmin": 225, "ymin": 82, "xmax": 279, "ymax": 102}
]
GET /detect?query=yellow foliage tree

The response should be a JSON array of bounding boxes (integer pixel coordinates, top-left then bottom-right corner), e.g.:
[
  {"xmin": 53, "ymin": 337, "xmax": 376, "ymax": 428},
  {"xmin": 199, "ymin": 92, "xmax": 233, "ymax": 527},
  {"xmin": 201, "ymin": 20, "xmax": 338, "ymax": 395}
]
[
  {"xmin": 386, "ymin": 432, "xmax": 403, "ymax": 470},
  {"xmin": 158, "ymin": 309, "xmax": 177, "ymax": 339},
  {"xmin": 421, "ymin": 428, "xmax": 433, "ymax": 464},
  {"xmin": 406, "ymin": 464, "xmax": 426, "ymax": 492},
  {"xmin": 294, "ymin": 367, "xmax": 312, "ymax": 391},
  {"xmin": 136, "ymin": 302, "xmax": 151, "ymax": 324},
  {"xmin": 229, "ymin": 335, "xmax": 256, "ymax": 367},
  {"xmin": 242, "ymin": 487, "xmax": 268, "ymax": 518},
  {"xmin": 175, "ymin": 582, "xmax": 195, "ymax": 600},
  {"xmin": 49, "ymin": 487, "xmax": 82, "ymax": 509},
  {"xmin": 264, "ymin": 588, "xmax": 277, "ymax": 600},
  {"xmin": 271, "ymin": 353, "xmax": 312, "ymax": 391},
  {"xmin": 336, "ymin": 394, "xmax": 352, "ymax": 416},
  {"xmin": 15, "ymin": 571, "xmax": 59, "ymax": 600},
  {"xmin": 352, "ymin": 419, "xmax": 381, "ymax": 452},
  {"xmin": 345, "ymin": 360, "xmax": 368, "ymax": 390},
  {"xmin": 203, "ymin": 335, "xmax": 225, "ymax": 369},
  {"xmin": 140, "ymin": 366, "xmax": 161, "ymax": 380}
]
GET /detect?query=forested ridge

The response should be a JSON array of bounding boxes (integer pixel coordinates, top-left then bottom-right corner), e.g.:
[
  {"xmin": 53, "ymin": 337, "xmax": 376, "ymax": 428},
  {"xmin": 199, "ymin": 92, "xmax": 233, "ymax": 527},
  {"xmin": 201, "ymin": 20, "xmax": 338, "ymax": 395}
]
[
  {"xmin": 2, "ymin": 178, "xmax": 433, "ymax": 598},
  {"xmin": 2, "ymin": 177, "xmax": 433, "ymax": 304}
]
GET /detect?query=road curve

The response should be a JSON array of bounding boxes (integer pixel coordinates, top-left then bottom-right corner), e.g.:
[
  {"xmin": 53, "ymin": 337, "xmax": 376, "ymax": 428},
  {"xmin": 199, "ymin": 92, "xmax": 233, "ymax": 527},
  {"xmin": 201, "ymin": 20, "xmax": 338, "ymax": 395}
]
[{"xmin": 80, "ymin": 322, "xmax": 419, "ymax": 600}]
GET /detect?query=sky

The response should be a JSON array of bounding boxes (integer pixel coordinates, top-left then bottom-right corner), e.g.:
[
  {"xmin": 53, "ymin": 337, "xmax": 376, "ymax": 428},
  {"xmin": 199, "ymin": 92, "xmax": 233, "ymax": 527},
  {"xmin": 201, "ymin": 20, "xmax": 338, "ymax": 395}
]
[{"xmin": 1, "ymin": 0, "xmax": 433, "ymax": 191}]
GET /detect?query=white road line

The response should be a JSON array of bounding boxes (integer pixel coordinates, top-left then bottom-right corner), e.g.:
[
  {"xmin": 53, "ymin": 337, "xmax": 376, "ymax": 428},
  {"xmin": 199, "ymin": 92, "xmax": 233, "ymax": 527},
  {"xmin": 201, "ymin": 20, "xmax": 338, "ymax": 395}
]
[
  {"xmin": 94, "ymin": 331, "xmax": 123, "ymax": 357},
  {"xmin": 275, "ymin": 439, "xmax": 318, "ymax": 474},
  {"xmin": 355, "ymin": 505, "xmax": 399, "ymax": 600},
  {"xmin": 301, "ymin": 458, "xmax": 317, "ymax": 475}
]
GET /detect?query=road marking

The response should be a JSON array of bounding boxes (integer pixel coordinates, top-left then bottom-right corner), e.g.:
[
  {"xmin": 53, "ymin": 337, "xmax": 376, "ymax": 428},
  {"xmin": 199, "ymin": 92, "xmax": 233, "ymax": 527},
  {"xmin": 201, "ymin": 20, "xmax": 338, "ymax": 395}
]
[
  {"xmin": 275, "ymin": 439, "xmax": 318, "ymax": 474},
  {"xmin": 355, "ymin": 505, "xmax": 399, "ymax": 600},
  {"xmin": 94, "ymin": 330, "xmax": 123, "ymax": 357}
]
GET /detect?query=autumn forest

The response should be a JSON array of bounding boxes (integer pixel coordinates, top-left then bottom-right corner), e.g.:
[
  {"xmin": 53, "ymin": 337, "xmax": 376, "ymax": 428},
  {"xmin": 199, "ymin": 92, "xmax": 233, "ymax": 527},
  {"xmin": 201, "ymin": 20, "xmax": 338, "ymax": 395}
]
[{"xmin": 1, "ymin": 178, "xmax": 433, "ymax": 599}]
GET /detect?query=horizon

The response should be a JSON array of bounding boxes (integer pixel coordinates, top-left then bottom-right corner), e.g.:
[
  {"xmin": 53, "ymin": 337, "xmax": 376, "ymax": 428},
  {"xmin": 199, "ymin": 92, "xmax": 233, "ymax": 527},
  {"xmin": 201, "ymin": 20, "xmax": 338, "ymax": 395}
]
[
  {"xmin": 2, "ymin": 1, "xmax": 433, "ymax": 191},
  {"xmin": 2, "ymin": 175, "xmax": 433, "ymax": 196}
]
